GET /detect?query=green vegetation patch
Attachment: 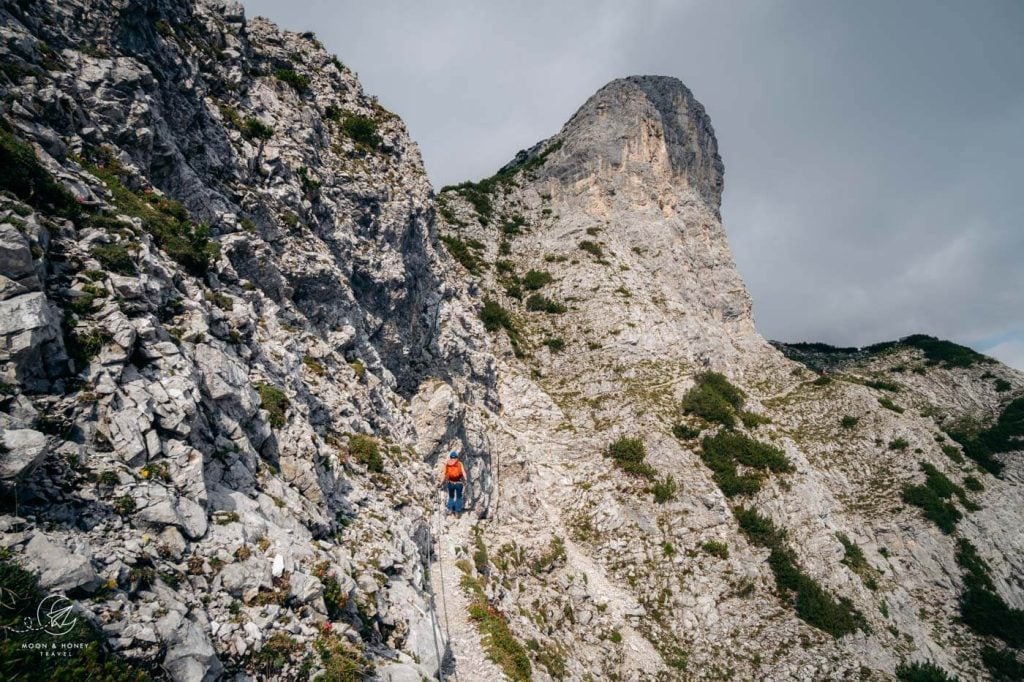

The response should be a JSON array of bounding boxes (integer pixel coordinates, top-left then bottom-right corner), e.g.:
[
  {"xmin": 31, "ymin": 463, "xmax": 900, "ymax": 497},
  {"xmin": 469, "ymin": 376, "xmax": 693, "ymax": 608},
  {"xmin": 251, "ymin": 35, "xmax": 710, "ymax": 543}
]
[
  {"xmin": 895, "ymin": 661, "xmax": 958, "ymax": 682},
  {"xmin": 735, "ymin": 507, "xmax": 866, "ymax": 638},
  {"xmin": 879, "ymin": 397, "xmax": 904, "ymax": 414},
  {"xmin": 956, "ymin": 539, "xmax": 1024, "ymax": 648},
  {"xmin": 90, "ymin": 242, "xmax": 136, "ymax": 275},
  {"xmin": 650, "ymin": 474, "xmax": 678, "ymax": 503},
  {"xmin": 699, "ymin": 431, "xmax": 793, "ymax": 498},
  {"xmin": 86, "ymin": 160, "xmax": 219, "ymax": 276},
  {"xmin": 870, "ymin": 334, "xmax": 992, "ymax": 369},
  {"xmin": 606, "ymin": 436, "xmax": 656, "ymax": 480},
  {"xmin": 946, "ymin": 397, "xmax": 1024, "ymax": 477},
  {"xmin": 840, "ymin": 415, "xmax": 859, "ymax": 429},
  {"xmin": 0, "ymin": 121, "xmax": 80, "ymax": 218},
  {"xmin": 681, "ymin": 372, "xmax": 746, "ymax": 428},
  {"xmin": 672, "ymin": 423, "xmax": 701, "ymax": 440},
  {"xmin": 256, "ymin": 382, "xmax": 289, "ymax": 428},
  {"xmin": 348, "ymin": 434, "xmax": 382, "ymax": 473},
  {"xmin": 525, "ymin": 294, "xmax": 566, "ymax": 314},
  {"xmin": 902, "ymin": 462, "xmax": 963, "ymax": 534},
  {"xmin": 440, "ymin": 235, "xmax": 486, "ymax": 274},
  {"xmin": 242, "ymin": 116, "xmax": 274, "ymax": 140},
  {"xmin": 480, "ymin": 298, "xmax": 523, "ymax": 355},
  {"xmin": 522, "ymin": 269, "xmax": 553, "ymax": 290},
  {"xmin": 340, "ymin": 114, "xmax": 381, "ymax": 151},
  {"xmin": 981, "ymin": 645, "xmax": 1024, "ymax": 681},
  {"xmin": 274, "ymin": 68, "xmax": 310, "ymax": 93}
]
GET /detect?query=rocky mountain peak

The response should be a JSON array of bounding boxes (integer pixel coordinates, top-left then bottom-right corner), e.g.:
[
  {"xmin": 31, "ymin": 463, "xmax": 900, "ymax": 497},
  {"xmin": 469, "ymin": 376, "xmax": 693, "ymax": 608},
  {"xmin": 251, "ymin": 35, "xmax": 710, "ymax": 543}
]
[{"xmin": 537, "ymin": 75, "xmax": 725, "ymax": 211}]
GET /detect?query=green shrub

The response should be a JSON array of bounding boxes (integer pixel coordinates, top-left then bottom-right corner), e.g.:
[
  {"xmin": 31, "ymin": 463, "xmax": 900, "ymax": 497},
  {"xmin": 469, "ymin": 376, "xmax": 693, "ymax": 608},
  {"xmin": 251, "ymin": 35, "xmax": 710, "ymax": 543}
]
[
  {"xmin": 681, "ymin": 372, "xmax": 745, "ymax": 427},
  {"xmin": 256, "ymin": 382, "xmax": 289, "ymax": 428},
  {"xmin": 348, "ymin": 434, "xmax": 382, "ymax": 472},
  {"xmin": 870, "ymin": 334, "xmax": 991, "ymax": 369},
  {"xmin": 65, "ymin": 326, "xmax": 112, "ymax": 365},
  {"xmin": 994, "ymin": 378, "xmax": 1011, "ymax": 393},
  {"xmin": 543, "ymin": 337, "xmax": 565, "ymax": 352},
  {"xmin": 340, "ymin": 114, "xmax": 381, "ymax": 151},
  {"xmin": 940, "ymin": 444, "xmax": 965, "ymax": 464},
  {"xmin": 865, "ymin": 378, "xmax": 901, "ymax": 392},
  {"xmin": 651, "ymin": 475, "xmax": 678, "ymax": 503},
  {"xmin": 606, "ymin": 436, "xmax": 656, "ymax": 479},
  {"xmin": 531, "ymin": 537, "xmax": 566, "ymax": 573},
  {"xmin": 578, "ymin": 240, "xmax": 603, "ymax": 258},
  {"xmin": 522, "ymin": 269, "xmax": 553, "ymax": 290},
  {"xmin": 981, "ymin": 646, "xmax": 1024, "ymax": 681},
  {"xmin": 895, "ymin": 661, "xmax": 958, "ymax": 682},
  {"xmin": 0, "ymin": 123, "xmax": 79, "ymax": 218},
  {"xmin": 889, "ymin": 438, "xmax": 909, "ymax": 451},
  {"xmin": 947, "ymin": 397, "xmax": 1023, "ymax": 477},
  {"xmin": 879, "ymin": 397, "xmax": 904, "ymax": 413},
  {"xmin": 274, "ymin": 68, "xmax": 310, "ymax": 93},
  {"xmin": 501, "ymin": 216, "xmax": 526, "ymax": 236},
  {"xmin": 956, "ymin": 539, "xmax": 1024, "ymax": 648},
  {"xmin": 840, "ymin": 415, "xmax": 859, "ymax": 429},
  {"xmin": 701, "ymin": 540, "xmax": 729, "ymax": 559},
  {"xmin": 440, "ymin": 235, "xmax": 485, "ymax": 274},
  {"xmin": 698, "ymin": 431, "xmax": 791, "ymax": 498},
  {"xmin": 735, "ymin": 507, "xmax": 865, "ymax": 637},
  {"xmin": 902, "ymin": 483, "xmax": 960, "ymax": 534},
  {"xmin": 314, "ymin": 633, "xmax": 370, "ymax": 681},
  {"xmin": 812, "ymin": 375, "xmax": 832, "ymax": 386},
  {"xmin": 242, "ymin": 116, "xmax": 274, "ymax": 140},
  {"xmin": 740, "ymin": 411, "xmax": 771, "ymax": 428},
  {"xmin": 86, "ymin": 162, "xmax": 219, "ymax": 276},
  {"xmin": 525, "ymin": 294, "xmax": 566, "ymax": 314},
  {"xmin": 90, "ymin": 242, "xmax": 135, "ymax": 275},
  {"xmin": 963, "ymin": 475, "xmax": 984, "ymax": 492},
  {"xmin": 672, "ymin": 423, "xmax": 701, "ymax": 440}
]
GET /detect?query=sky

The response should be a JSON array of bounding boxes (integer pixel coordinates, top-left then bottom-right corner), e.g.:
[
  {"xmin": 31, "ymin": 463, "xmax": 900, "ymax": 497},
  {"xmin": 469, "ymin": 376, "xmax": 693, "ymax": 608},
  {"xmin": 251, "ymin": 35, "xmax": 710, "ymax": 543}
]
[{"xmin": 242, "ymin": 0, "xmax": 1024, "ymax": 369}]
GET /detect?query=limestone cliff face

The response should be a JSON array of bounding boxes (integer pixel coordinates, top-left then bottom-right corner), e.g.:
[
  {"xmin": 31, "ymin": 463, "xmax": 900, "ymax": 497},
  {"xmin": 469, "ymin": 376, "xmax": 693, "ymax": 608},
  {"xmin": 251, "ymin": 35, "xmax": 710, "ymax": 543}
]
[
  {"xmin": 2, "ymin": 3, "xmax": 1023, "ymax": 681},
  {"xmin": 438, "ymin": 77, "xmax": 1024, "ymax": 681}
]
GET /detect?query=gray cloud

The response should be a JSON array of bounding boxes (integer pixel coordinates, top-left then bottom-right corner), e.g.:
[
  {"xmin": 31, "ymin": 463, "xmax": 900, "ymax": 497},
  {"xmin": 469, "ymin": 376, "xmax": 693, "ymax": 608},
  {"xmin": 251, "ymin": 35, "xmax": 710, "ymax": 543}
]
[{"xmin": 241, "ymin": 0, "xmax": 1024, "ymax": 368}]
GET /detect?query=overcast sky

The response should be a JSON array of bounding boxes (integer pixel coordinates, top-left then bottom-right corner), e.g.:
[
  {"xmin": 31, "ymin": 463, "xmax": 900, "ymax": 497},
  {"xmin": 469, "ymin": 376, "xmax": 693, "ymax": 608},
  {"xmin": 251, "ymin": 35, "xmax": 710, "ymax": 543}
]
[{"xmin": 242, "ymin": 0, "xmax": 1024, "ymax": 370}]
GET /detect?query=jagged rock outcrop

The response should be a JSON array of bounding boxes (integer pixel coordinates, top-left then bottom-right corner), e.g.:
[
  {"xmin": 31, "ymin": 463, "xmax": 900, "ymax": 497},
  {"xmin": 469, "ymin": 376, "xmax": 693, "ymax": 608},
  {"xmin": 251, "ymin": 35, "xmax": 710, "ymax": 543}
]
[
  {"xmin": 1, "ymin": 2, "xmax": 1022, "ymax": 680},
  {"xmin": 436, "ymin": 76, "xmax": 1024, "ymax": 680}
]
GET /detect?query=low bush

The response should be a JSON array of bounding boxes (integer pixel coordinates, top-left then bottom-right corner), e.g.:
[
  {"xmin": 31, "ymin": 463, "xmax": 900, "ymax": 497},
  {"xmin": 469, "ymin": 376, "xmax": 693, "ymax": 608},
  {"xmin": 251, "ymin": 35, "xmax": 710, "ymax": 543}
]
[
  {"xmin": 981, "ymin": 645, "xmax": 1024, "ymax": 681},
  {"xmin": 242, "ymin": 116, "xmax": 274, "ymax": 140},
  {"xmin": 672, "ymin": 423, "xmax": 701, "ymax": 440},
  {"xmin": 606, "ymin": 436, "xmax": 656, "ymax": 480},
  {"xmin": 902, "ymin": 482, "xmax": 961, "ymax": 534},
  {"xmin": 256, "ymin": 382, "xmax": 288, "ymax": 428},
  {"xmin": 0, "ymin": 122, "xmax": 79, "ymax": 218},
  {"xmin": 522, "ymin": 269, "xmax": 553, "ymax": 290},
  {"xmin": 879, "ymin": 397, "xmax": 904, "ymax": 413},
  {"xmin": 735, "ymin": 507, "xmax": 865, "ymax": 637},
  {"xmin": 578, "ymin": 240, "xmax": 603, "ymax": 258},
  {"xmin": 701, "ymin": 540, "xmax": 729, "ymax": 559},
  {"xmin": 90, "ymin": 242, "xmax": 135, "ymax": 275},
  {"xmin": 340, "ymin": 114, "xmax": 381, "ymax": 151},
  {"xmin": 740, "ymin": 411, "xmax": 771, "ymax": 428},
  {"xmin": 525, "ymin": 294, "xmax": 566, "ymax": 314},
  {"xmin": 994, "ymin": 378, "xmax": 1011, "ymax": 393},
  {"xmin": 274, "ymin": 68, "xmax": 310, "ymax": 93},
  {"xmin": 840, "ymin": 415, "xmax": 859, "ymax": 429},
  {"xmin": 543, "ymin": 337, "xmax": 565, "ymax": 352},
  {"xmin": 812, "ymin": 375, "xmax": 832, "ymax": 386},
  {"xmin": 440, "ymin": 235, "xmax": 485, "ymax": 274},
  {"xmin": 681, "ymin": 372, "xmax": 745, "ymax": 427},
  {"xmin": 956, "ymin": 539, "xmax": 1024, "ymax": 648},
  {"xmin": 865, "ymin": 378, "xmax": 901, "ymax": 392},
  {"xmin": 314, "ymin": 633, "xmax": 370, "ymax": 681},
  {"xmin": 348, "ymin": 434, "xmax": 382, "ymax": 473},
  {"xmin": 963, "ymin": 475, "xmax": 984, "ymax": 492},
  {"xmin": 940, "ymin": 444, "xmax": 965, "ymax": 464},
  {"xmin": 947, "ymin": 397, "xmax": 1023, "ymax": 477},
  {"xmin": 889, "ymin": 438, "xmax": 909, "ymax": 451},
  {"xmin": 87, "ymin": 162, "xmax": 219, "ymax": 276},
  {"xmin": 895, "ymin": 661, "xmax": 958, "ymax": 682},
  {"xmin": 651, "ymin": 475, "xmax": 678, "ymax": 503},
  {"xmin": 699, "ymin": 431, "xmax": 792, "ymax": 497}
]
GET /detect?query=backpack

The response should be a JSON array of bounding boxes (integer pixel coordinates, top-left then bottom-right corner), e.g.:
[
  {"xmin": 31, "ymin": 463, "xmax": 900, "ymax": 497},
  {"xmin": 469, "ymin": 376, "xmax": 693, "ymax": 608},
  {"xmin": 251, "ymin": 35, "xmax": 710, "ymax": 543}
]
[{"xmin": 445, "ymin": 460, "xmax": 464, "ymax": 482}]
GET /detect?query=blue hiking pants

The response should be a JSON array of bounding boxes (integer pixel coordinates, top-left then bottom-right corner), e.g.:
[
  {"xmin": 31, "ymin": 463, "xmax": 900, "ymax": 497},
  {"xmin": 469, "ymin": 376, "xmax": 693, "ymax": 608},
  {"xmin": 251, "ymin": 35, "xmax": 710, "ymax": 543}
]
[{"xmin": 446, "ymin": 482, "xmax": 464, "ymax": 513}]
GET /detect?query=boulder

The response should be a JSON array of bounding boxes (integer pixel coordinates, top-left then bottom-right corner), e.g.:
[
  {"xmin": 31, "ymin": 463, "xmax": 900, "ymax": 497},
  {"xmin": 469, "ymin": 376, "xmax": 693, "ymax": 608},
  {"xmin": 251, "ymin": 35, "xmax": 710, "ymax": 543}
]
[
  {"xmin": 22, "ymin": 533, "xmax": 100, "ymax": 592},
  {"xmin": 156, "ymin": 610, "xmax": 222, "ymax": 682},
  {"xmin": 0, "ymin": 428, "xmax": 47, "ymax": 489}
]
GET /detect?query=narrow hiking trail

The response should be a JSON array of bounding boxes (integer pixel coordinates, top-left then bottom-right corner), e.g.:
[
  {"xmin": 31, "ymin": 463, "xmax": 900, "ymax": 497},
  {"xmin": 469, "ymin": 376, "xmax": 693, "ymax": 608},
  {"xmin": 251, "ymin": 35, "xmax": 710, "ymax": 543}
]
[{"xmin": 430, "ymin": 509, "xmax": 508, "ymax": 682}]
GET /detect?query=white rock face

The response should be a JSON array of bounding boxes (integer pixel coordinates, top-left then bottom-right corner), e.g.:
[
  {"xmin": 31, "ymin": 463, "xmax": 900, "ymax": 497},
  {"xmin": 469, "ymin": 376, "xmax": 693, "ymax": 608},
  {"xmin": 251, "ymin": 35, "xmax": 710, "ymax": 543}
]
[{"xmin": 0, "ymin": 3, "xmax": 1021, "ymax": 682}]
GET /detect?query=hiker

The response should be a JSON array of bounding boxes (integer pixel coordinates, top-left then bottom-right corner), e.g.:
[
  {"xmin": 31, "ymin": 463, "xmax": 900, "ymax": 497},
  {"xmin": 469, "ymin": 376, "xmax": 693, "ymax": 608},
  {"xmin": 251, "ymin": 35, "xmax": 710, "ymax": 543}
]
[{"xmin": 440, "ymin": 450, "xmax": 467, "ymax": 514}]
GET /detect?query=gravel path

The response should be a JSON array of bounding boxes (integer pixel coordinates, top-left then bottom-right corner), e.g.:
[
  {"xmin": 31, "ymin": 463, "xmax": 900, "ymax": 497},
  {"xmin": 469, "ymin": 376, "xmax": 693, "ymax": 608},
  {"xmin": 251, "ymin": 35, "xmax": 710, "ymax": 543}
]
[{"xmin": 430, "ymin": 509, "xmax": 508, "ymax": 682}]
